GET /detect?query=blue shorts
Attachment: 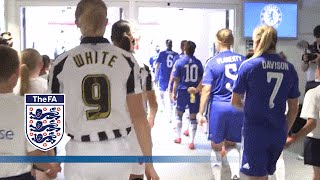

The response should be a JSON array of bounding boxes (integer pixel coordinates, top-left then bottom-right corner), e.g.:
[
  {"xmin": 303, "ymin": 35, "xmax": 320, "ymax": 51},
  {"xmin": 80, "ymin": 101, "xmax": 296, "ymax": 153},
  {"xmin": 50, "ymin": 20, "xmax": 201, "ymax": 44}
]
[
  {"xmin": 208, "ymin": 101, "xmax": 243, "ymax": 144},
  {"xmin": 158, "ymin": 80, "xmax": 169, "ymax": 91},
  {"xmin": 240, "ymin": 126, "xmax": 286, "ymax": 177},
  {"xmin": 176, "ymin": 89, "xmax": 200, "ymax": 114}
]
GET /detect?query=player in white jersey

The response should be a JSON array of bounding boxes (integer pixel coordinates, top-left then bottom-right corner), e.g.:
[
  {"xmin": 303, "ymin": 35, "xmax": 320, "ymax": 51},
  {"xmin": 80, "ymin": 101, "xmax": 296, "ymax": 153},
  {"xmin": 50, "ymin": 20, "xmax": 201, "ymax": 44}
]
[
  {"xmin": 111, "ymin": 20, "xmax": 158, "ymax": 129},
  {"xmin": 111, "ymin": 19, "xmax": 159, "ymax": 179},
  {"xmin": 0, "ymin": 45, "xmax": 61, "ymax": 179},
  {"xmin": 48, "ymin": 1, "xmax": 158, "ymax": 179}
]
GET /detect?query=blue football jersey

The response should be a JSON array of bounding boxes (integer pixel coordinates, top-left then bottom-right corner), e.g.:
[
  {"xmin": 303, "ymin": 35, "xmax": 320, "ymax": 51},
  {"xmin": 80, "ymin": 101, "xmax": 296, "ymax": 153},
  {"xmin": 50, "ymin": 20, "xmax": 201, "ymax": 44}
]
[
  {"xmin": 202, "ymin": 50, "xmax": 246, "ymax": 102},
  {"xmin": 172, "ymin": 55, "xmax": 204, "ymax": 90},
  {"xmin": 149, "ymin": 55, "xmax": 158, "ymax": 73},
  {"xmin": 233, "ymin": 54, "xmax": 300, "ymax": 129},
  {"xmin": 156, "ymin": 50, "xmax": 179, "ymax": 83}
]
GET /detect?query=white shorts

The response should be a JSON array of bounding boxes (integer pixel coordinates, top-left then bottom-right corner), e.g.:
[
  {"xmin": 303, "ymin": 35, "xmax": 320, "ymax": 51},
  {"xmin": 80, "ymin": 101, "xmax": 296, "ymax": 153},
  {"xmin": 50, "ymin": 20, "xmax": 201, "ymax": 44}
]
[{"xmin": 64, "ymin": 129, "xmax": 144, "ymax": 180}]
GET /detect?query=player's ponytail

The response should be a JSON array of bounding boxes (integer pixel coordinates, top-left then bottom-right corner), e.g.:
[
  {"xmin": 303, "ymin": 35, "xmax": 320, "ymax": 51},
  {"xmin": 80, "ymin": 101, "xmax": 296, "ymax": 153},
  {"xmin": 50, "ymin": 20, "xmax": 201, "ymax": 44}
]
[
  {"xmin": 251, "ymin": 25, "xmax": 277, "ymax": 59},
  {"xmin": 111, "ymin": 20, "xmax": 133, "ymax": 52},
  {"xmin": 19, "ymin": 64, "xmax": 30, "ymax": 96},
  {"xmin": 19, "ymin": 48, "xmax": 42, "ymax": 95}
]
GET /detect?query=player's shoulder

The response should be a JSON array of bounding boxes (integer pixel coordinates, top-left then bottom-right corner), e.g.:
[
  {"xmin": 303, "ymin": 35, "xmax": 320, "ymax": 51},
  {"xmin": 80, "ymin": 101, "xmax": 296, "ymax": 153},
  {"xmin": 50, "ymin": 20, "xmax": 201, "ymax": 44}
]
[{"xmin": 306, "ymin": 85, "xmax": 320, "ymax": 98}]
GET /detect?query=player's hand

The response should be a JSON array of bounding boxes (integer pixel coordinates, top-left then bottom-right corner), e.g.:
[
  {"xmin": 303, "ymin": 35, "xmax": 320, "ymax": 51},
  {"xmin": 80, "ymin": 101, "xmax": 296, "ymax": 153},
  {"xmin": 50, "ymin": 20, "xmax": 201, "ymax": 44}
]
[
  {"xmin": 148, "ymin": 116, "xmax": 155, "ymax": 128},
  {"xmin": 285, "ymin": 135, "xmax": 297, "ymax": 148},
  {"xmin": 187, "ymin": 87, "xmax": 197, "ymax": 94},
  {"xmin": 302, "ymin": 54, "xmax": 309, "ymax": 63},
  {"xmin": 172, "ymin": 93, "xmax": 177, "ymax": 101},
  {"xmin": 145, "ymin": 164, "xmax": 159, "ymax": 180},
  {"xmin": 196, "ymin": 113, "xmax": 207, "ymax": 126},
  {"xmin": 45, "ymin": 163, "xmax": 61, "ymax": 179}
]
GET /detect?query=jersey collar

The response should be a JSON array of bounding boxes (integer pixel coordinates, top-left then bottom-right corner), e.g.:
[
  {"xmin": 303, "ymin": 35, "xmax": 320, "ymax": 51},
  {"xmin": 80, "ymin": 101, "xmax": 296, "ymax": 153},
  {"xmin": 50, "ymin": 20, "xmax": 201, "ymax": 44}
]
[{"xmin": 80, "ymin": 37, "xmax": 110, "ymax": 44}]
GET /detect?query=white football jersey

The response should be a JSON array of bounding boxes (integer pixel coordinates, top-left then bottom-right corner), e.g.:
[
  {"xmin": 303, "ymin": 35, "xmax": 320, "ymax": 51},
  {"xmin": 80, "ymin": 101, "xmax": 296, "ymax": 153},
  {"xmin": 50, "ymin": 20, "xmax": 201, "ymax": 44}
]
[
  {"xmin": 13, "ymin": 77, "xmax": 48, "ymax": 95},
  {"xmin": 0, "ymin": 94, "xmax": 36, "ymax": 178},
  {"xmin": 48, "ymin": 37, "xmax": 142, "ymax": 141},
  {"xmin": 300, "ymin": 85, "xmax": 320, "ymax": 139}
]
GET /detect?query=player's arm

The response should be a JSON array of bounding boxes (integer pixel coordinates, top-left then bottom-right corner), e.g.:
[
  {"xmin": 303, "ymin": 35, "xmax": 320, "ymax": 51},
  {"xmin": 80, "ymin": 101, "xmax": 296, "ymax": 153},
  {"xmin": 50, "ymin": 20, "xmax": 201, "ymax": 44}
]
[
  {"xmin": 27, "ymin": 150, "xmax": 61, "ymax": 178},
  {"xmin": 286, "ymin": 98, "xmax": 299, "ymax": 133},
  {"xmin": 231, "ymin": 93, "xmax": 244, "ymax": 111},
  {"xmin": 171, "ymin": 62, "xmax": 180, "ymax": 100},
  {"xmin": 286, "ymin": 89, "xmax": 318, "ymax": 146},
  {"xmin": 144, "ymin": 66, "xmax": 158, "ymax": 128},
  {"xmin": 126, "ymin": 56, "xmax": 158, "ymax": 179}
]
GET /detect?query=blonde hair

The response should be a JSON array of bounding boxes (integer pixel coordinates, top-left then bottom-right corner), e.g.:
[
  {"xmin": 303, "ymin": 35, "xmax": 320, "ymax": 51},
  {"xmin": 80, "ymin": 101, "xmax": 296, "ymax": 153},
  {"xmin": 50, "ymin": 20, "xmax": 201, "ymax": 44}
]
[
  {"xmin": 216, "ymin": 28, "xmax": 234, "ymax": 47},
  {"xmin": 75, "ymin": 0, "xmax": 108, "ymax": 36},
  {"xmin": 251, "ymin": 25, "xmax": 278, "ymax": 59},
  {"xmin": 19, "ymin": 48, "xmax": 41, "ymax": 95}
]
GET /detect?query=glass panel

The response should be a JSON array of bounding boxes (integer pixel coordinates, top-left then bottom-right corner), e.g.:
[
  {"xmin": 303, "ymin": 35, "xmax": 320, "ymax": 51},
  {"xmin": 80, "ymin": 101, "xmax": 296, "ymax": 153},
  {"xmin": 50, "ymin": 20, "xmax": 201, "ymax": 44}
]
[{"xmin": 23, "ymin": 6, "xmax": 121, "ymax": 59}]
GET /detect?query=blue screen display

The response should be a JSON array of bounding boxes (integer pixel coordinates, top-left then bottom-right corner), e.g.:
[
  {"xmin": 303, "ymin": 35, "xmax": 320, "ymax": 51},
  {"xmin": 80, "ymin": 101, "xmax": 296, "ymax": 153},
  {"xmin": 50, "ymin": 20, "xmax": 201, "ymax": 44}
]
[{"xmin": 243, "ymin": 2, "xmax": 297, "ymax": 38}]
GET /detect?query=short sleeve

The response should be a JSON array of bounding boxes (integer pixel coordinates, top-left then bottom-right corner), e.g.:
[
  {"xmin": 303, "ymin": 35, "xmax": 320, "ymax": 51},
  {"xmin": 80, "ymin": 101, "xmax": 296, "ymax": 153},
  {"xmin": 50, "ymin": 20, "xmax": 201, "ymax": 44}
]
[
  {"xmin": 155, "ymin": 52, "xmax": 163, "ymax": 64},
  {"xmin": 287, "ymin": 66, "xmax": 301, "ymax": 99},
  {"xmin": 233, "ymin": 62, "xmax": 249, "ymax": 94},
  {"xmin": 300, "ymin": 89, "xmax": 319, "ymax": 120},
  {"xmin": 172, "ymin": 61, "xmax": 180, "ymax": 78},
  {"xmin": 125, "ymin": 55, "xmax": 143, "ymax": 95},
  {"xmin": 48, "ymin": 54, "xmax": 68, "ymax": 93},
  {"xmin": 144, "ymin": 65, "xmax": 153, "ymax": 91},
  {"xmin": 202, "ymin": 61, "xmax": 214, "ymax": 86}
]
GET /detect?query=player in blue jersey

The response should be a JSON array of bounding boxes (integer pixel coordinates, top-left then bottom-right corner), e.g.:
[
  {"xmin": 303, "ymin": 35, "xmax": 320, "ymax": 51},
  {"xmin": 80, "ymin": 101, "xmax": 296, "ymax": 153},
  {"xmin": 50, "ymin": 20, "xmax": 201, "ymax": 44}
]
[
  {"xmin": 197, "ymin": 29, "xmax": 245, "ymax": 180},
  {"xmin": 231, "ymin": 25, "xmax": 300, "ymax": 179},
  {"xmin": 167, "ymin": 40, "xmax": 188, "ymax": 124},
  {"xmin": 149, "ymin": 45, "xmax": 160, "ymax": 75},
  {"xmin": 155, "ymin": 39, "xmax": 178, "ymax": 118},
  {"xmin": 172, "ymin": 41, "xmax": 204, "ymax": 149}
]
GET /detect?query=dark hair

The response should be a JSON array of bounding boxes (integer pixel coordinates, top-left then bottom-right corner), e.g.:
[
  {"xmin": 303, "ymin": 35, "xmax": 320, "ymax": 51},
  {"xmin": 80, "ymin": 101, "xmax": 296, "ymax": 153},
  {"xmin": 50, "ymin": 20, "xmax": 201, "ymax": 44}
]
[
  {"xmin": 0, "ymin": 32, "xmax": 11, "ymax": 37},
  {"xmin": 111, "ymin": 20, "xmax": 132, "ymax": 52},
  {"xmin": 0, "ymin": 45, "xmax": 19, "ymax": 83},
  {"xmin": 185, "ymin": 41, "xmax": 196, "ymax": 56},
  {"xmin": 42, "ymin": 55, "xmax": 51, "ymax": 69},
  {"xmin": 313, "ymin": 25, "xmax": 320, "ymax": 38},
  {"xmin": 0, "ymin": 37, "xmax": 8, "ymax": 45}
]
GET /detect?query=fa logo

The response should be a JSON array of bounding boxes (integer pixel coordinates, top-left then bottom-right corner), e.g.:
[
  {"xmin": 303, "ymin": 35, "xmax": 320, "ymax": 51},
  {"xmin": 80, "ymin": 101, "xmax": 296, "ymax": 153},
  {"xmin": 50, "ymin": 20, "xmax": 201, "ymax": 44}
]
[
  {"xmin": 25, "ymin": 94, "xmax": 65, "ymax": 151},
  {"xmin": 260, "ymin": 4, "xmax": 282, "ymax": 28}
]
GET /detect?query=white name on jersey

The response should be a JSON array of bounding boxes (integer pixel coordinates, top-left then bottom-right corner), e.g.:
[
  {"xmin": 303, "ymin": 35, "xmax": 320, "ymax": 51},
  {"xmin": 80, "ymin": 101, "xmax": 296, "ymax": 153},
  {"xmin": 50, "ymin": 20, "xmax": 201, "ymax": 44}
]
[
  {"xmin": 0, "ymin": 129, "xmax": 14, "ymax": 140},
  {"xmin": 262, "ymin": 60, "xmax": 289, "ymax": 71},
  {"xmin": 217, "ymin": 56, "xmax": 242, "ymax": 64},
  {"xmin": 73, "ymin": 51, "xmax": 117, "ymax": 68}
]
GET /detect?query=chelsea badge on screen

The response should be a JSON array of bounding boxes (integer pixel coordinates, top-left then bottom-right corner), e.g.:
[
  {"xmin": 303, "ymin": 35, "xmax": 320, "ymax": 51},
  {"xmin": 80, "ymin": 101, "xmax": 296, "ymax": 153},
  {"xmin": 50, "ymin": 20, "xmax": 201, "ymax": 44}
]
[{"xmin": 25, "ymin": 94, "xmax": 65, "ymax": 151}]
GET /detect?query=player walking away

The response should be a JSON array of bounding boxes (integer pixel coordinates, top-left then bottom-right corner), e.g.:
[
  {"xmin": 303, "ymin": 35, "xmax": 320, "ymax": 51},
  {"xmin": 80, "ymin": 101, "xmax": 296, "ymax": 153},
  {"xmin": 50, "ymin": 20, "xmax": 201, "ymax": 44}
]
[
  {"xmin": 154, "ymin": 39, "xmax": 178, "ymax": 119},
  {"xmin": 0, "ymin": 45, "xmax": 61, "ymax": 179},
  {"xmin": 13, "ymin": 49, "xmax": 47, "ymax": 95},
  {"xmin": 111, "ymin": 20, "xmax": 158, "ymax": 129},
  {"xmin": 168, "ymin": 40, "xmax": 188, "ymax": 124},
  {"xmin": 232, "ymin": 25, "xmax": 300, "ymax": 180},
  {"xmin": 172, "ymin": 41, "xmax": 204, "ymax": 150},
  {"xmin": 197, "ymin": 29, "xmax": 245, "ymax": 180},
  {"xmin": 48, "ymin": 0, "xmax": 158, "ymax": 179},
  {"xmin": 39, "ymin": 55, "xmax": 53, "ymax": 80},
  {"xmin": 149, "ymin": 45, "xmax": 160, "ymax": 75}
]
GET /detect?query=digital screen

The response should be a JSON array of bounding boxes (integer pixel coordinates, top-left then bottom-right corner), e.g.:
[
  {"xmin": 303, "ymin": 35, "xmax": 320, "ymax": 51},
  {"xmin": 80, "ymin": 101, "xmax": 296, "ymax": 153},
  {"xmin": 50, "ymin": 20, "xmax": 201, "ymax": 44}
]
[{"xmin": 243, "ymin": 2, "xmax": 298, "ymax": 38}]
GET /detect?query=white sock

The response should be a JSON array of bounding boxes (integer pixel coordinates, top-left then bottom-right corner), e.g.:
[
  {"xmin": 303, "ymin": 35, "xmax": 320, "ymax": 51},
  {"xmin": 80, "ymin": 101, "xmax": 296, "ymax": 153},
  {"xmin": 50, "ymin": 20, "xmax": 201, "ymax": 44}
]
[
  {"xmin": 189, "ymin": 119, "xmax": 197, "ymax": 143},
  {"xmin": 211, "ymin": 150, "xmax": 222, "ymax": 180},
  {"xmin": 275, "ymin": 153, "xmax": 285, "ymax": 180},
  {"xmin": 175, "ymin": 116, "xmax": 182, "ymax": 139},
  {"xmin": 160, "ymin": 91, "xmax": 166, "ymax": 110},
  {"xmin": 226, "ymin": 147, "xmax": 240, "ymax": 179}
]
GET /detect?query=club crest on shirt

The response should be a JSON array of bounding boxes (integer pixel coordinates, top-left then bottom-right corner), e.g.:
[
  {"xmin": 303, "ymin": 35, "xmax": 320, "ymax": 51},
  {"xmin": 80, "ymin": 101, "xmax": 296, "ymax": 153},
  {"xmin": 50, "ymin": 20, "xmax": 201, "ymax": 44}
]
[{"xmin": 25, "ymin": 94, "xmax": 64, "ymax": 151}]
